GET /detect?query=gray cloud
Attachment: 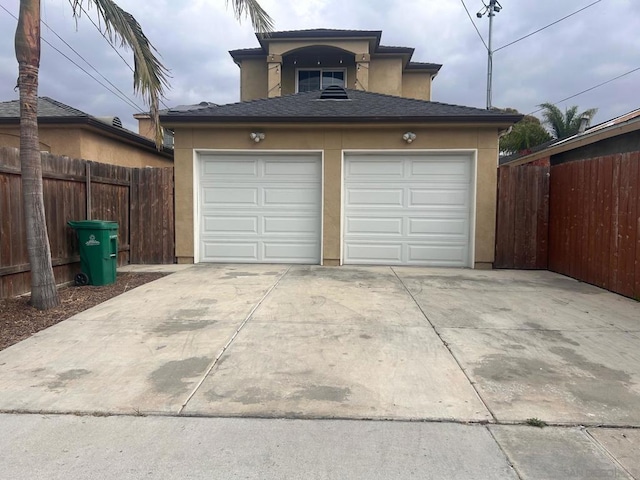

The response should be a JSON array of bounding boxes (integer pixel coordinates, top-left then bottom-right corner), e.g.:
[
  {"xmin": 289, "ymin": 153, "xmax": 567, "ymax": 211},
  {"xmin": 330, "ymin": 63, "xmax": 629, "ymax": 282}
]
[{"xmin": 1, "ymin": 0, "xmax": 638, "ymax": 132}]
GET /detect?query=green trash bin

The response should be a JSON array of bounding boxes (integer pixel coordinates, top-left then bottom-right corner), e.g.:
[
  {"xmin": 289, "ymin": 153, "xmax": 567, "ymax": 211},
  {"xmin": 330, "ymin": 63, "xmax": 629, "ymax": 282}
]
[{"xmin": 68, "ymin": 220, "xmax": 118, "ymax": 286}]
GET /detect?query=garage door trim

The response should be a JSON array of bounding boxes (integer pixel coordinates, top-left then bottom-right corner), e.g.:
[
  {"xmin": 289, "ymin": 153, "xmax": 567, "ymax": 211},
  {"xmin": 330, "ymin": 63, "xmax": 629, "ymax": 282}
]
[
  {"xmin": 341, "ymin": 149, "xmax": 477, "ymax": 267},
  {"xmin": 194, "ymin": 149, "xmax": 324, "ymax": 264}
]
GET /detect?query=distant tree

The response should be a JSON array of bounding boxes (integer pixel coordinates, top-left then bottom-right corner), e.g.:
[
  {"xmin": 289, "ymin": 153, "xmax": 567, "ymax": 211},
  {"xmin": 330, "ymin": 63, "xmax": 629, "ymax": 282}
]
[
  {"xmin": 499, "ymin": 114, "xmax": 552, "ymax": 156},
  {"xmin": 538, "ymin": 103, "xmax": 598, "ymax": 139},
  {"xmin": 494, "ymin": 108, "xmax": 552, "ymax": 156}
]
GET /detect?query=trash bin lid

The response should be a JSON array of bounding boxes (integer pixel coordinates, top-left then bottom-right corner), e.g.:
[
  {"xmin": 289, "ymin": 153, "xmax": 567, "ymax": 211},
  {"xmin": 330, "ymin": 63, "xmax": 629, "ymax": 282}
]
[{"xmin": 68, "ymin": 220, "xmax": 118, "ymax": 230}]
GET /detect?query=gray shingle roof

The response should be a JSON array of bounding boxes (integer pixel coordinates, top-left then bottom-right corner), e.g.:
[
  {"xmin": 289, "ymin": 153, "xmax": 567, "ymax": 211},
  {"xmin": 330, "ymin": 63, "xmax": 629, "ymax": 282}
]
[
  {"xmin": 161, "ymin": 88, "xmax": 522, "ymax": 124},
  {"xmin": 0, "ymin": 97, "xmax": 89, "ymax": 118}
]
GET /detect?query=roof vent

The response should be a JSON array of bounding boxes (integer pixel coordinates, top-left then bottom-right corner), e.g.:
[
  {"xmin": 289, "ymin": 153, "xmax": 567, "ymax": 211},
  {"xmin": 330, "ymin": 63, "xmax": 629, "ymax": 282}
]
[
  {"xmin": 319, "ymin": 85, "xmax": 349, "ymax": 100},
  {"xmin": 96, "ymin": 116, "xmax": 123, "ymax": 128}
]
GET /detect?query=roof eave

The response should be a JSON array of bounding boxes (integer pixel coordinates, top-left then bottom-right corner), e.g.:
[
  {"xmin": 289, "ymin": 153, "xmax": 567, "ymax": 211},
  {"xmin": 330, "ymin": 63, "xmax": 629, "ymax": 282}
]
[{"xmin": 161, "ymin": 114, "xmax": 523, "ymax": 126}]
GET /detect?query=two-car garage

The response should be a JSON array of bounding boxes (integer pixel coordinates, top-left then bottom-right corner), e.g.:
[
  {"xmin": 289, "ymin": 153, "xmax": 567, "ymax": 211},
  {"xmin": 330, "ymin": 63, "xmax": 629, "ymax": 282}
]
[{"xmin": 196, "ymin": 151, "xmax": 475, "ymax": 267}]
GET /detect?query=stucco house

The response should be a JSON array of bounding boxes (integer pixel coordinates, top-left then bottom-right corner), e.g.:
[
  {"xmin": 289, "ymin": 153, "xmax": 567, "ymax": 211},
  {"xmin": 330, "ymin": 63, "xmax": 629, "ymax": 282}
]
[
  {"xmin": 0, "ymin": 97, "xmax": 173, "ymax": 168},
  {"xmin": 160, "ymin": 29, "xmax": 521, "ymax": 268}
]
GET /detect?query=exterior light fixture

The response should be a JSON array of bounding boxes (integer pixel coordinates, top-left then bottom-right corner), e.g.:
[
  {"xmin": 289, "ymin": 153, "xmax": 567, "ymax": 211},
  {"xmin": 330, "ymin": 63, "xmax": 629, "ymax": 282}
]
[
  {"xmin": 250, "ymin": 132, "xmax": 265, "ymax": 143},
  {"xmin": 402, "ymin": 132, "xmax": 416, "ymax": 143}
]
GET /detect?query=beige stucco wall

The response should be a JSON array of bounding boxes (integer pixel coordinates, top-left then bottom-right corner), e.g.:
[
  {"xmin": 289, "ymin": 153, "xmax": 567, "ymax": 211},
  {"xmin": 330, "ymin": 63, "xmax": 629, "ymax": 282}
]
[
  {"xmin": 402, "ymin": 72, "xmax": 433, "ymax": 101},
  {"xmin": 0, "ymin": 125, "xmax": 172, "ymax": 167},
  {"xmin": 172, "ymin": 125, "xmax": 500, "ymax": 268},
  {"xmin": 269, "ymin": 39, "xmax": 370, "ymax": 57},
  {"xmin": 368, "ymin": 57, "xmax": 403, "ymax": 96},
  {"xmin": 78, "ymin": 129, "xmax": 172, "ymax": 167},
  {"xmin": 240, "ymin": 58, "xmax": 268, "ymax": 101}
]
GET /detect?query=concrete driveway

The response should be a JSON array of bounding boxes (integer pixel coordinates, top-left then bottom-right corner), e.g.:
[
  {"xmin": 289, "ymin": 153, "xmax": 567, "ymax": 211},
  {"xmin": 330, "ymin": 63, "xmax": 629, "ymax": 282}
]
[
  {"xmin": 2, "ymin": 265, "xmax": 640, "ymax": 479},
  {"xmin": 0, "ymin": 264, "xmax": 639, "ymax": 426}
]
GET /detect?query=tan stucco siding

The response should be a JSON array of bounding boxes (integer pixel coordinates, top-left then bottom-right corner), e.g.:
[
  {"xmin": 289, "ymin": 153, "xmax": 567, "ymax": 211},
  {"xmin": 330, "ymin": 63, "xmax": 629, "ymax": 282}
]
[
  {"xmin": 368, "ymin": 57, "xmax": 403, "ymax": 96},
  {"xmin": 240, "ymin": 58, "xmax": 268, "ymax": 101},
  {"xmin": 136, "ymin": 118, "xmax": 155, "ymax": 140},
  {"xmin": 0, "ymin": 127, "xmax": 51, "ymax": 151},
  {"xmin": 172, "ymin": 125, "xmax": 500, "ymax": 267},
  {"xmin": 269, "ymin": 39, "xmax": 370, "ymax": 56},
  {"xmin": 78, "ymin": 130, "xmax": 172, "ymax": 167},
  {"xmin": 1, "ymin": 125, "xmax": 171, "ymax": 167},
  {"xmin": 402, "ymin": 72, "xmax": 432, "ymax": 101}
]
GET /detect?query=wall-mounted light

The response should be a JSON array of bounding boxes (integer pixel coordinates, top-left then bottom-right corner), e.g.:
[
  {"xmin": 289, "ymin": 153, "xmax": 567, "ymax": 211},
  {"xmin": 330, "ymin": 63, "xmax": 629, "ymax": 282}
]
[
  {"xmin": 402, "ymin": 132, "xmax": 416, "ymax": 143},
  {"xmin": 250, "ymin": 132, "xmax": 265, "ymax": 143},
  {"xmin": 294, "ymin": 58, "xmax": 297, "ymax": 65}
]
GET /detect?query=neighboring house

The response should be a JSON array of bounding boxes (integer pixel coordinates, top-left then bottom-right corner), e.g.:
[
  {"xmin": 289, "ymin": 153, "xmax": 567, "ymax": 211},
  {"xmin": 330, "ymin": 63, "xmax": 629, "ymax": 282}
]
[
  {"xmin": 160, "ymin": 29, "xmax": 521, "ymax": 268},
  {"xmin": 496, "ymin": 108, "xmax": 640, "ymax": 299},
  {"xmin": 500, "ymin": 108, "xmax": 640, "ymax": 167},
  {"xmin": 0, "ymin": 97, "xmax": 173, "ymax": 168}
]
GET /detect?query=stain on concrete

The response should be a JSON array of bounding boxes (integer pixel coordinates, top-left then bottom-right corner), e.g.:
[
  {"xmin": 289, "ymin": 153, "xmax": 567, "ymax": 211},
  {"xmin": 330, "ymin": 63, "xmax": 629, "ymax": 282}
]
[
  {"xmin": 548, "ymin": 346, "xmax": 639, "ymax": 410},
  {"xmin": 153, "ymin": 319, "xmax": 214, "ymax": 336},
  {"xmin": 46, "ymin": 369, "xmax": 91, "ymax": 390},
  {"xmin": 475, "ymin": 355, "xmax": 557, "ymax": 383},
  {"xmin": 360, "ymin": 334, "xmax": 373, "ymax": 339},
  {"xmin": 222, "ymin": 272, "xmax": 260, "ymax": 279},
  {"xmin": 292, "ymin": 385, "xmax": 351, "ymax": 402},
  {"xmin": 288, "ymin": 267, "xmax": 392, "ymax": 284},
  {"xmin": 171, "ymin": 308, "xmax": 210, "ymax": 319},
  {"xmin": 149, "ymin": 356, "xmax": 211, "ymax": 397}
]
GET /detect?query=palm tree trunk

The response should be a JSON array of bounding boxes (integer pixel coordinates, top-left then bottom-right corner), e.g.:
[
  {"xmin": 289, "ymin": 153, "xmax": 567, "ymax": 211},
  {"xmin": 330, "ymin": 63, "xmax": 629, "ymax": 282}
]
[{"xmin": 15, "ymin": 0, "xmax": 60, "ymax": 309}]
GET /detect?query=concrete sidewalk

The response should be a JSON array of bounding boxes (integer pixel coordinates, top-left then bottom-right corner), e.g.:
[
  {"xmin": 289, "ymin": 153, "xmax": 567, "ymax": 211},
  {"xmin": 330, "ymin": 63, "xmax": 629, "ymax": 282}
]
[
  {"xmin": 1, "ymin": 414, "xmax": 636, "ymax": 479},
  {"xmin": 1, "ymin": 264, "xmax": 639, "ymax": 478}
]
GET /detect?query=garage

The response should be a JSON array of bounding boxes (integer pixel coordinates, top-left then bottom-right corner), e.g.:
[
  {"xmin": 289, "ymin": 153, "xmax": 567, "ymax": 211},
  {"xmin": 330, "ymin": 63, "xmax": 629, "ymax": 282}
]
[
  {"xmin": 343, "ymin": 153, "xmax": 474, "ymax": 266},
  {"xmin": 197, "ymin": 152, "xmax": 322, "ymax": 263}
]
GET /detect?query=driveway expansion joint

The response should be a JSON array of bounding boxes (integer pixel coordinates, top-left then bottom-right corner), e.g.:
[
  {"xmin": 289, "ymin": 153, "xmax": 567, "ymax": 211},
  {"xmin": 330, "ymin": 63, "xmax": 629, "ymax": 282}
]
[
  {"xmin": 176, "ymin": 266, "xmax": 292, "ymax": 415},
  {"xmin": 390, "ymin": 267, "xmax": 498, "ymax": 423}
]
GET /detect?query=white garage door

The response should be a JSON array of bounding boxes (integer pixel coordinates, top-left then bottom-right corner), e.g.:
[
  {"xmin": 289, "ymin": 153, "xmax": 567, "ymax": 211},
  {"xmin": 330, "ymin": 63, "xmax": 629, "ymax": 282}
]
[
  {"xmin": 198, "ymin": 153, "xmax": 322, "ymax": 263},
  {"xmin": 343, "ymin": 153, "xmax": 473, "ymax": 266}
]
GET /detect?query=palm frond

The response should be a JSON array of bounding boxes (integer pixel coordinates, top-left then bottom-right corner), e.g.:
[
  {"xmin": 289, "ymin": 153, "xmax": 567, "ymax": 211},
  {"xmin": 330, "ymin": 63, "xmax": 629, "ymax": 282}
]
[
  {"xmin": 227, "ymin": 0, "xmax": 274, "ymax": 34},
  {"xmin": 70, "ymin": 0, "xmax": 170, "ymax": 147}
]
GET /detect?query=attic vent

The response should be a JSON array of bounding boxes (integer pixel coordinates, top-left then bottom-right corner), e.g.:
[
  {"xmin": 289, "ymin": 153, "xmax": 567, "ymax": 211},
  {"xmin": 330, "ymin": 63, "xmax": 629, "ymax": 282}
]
[
  {"xmin": 96, "ymin": 116, "xmax": 123, "ymax": 128},
  {"xmin": 319, "ymin": 85, "xmax": 349, "ymax": 100}
]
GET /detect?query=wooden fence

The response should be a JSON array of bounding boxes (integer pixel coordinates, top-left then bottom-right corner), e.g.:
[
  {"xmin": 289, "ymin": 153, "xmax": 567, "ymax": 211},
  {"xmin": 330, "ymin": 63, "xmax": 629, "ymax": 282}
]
[
  {"xmin": 0, "ymin": 147, "xmax": 174, "ymax": 298},
  {"xmin": 549, "ymin": 153, "xmax": 640, "ymax": 299},
  {"xmin": 494, "ymin": 164, "xmax": 550, "ymax": 269}
]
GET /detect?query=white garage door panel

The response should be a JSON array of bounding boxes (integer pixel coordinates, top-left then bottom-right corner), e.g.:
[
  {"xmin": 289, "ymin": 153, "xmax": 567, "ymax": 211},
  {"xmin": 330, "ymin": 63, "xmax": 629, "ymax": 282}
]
[
  {"xmin": 409, "ymin": 218, "xmax": 467, "ymax": 236},
  {"xmin": 203, "ymin": 216, "xmax": 258, "ymax": 234},
  {"xmin": 198, "ymin": 153, "xmax": 321, "ymax": 264},
  {"xmin": 203, "ymin": 187, "xmax": 258, "ymax": 206},
  {"xmin": 346, "ymin": 244, "xmax": 402, "ymax": 262},
  {"xmin": 409, "ymin": 189, "xmax": 468, "ymax": 207},
  {"xmin": 408, "ymin": 244, "xmax": 467, "ymax": 264},
  {"xmin": 347, "ymin": 217, "xmax": 403, "ymax": 235},
  {"xmin": 263, "ymin": 216, "xmax": 318, "ymax": 234},
  {"xmin": 203, "ymin": 242, "xmax": 258, "ymax": 261},
  {"xmin": 348, "ymin": 189, "xmax": 404, "ymax": 206},
  {"xmin": 344, "ymin": 154, "xmax": 473, "ymax": 266},
  {"xmin": 348, "ymin": 159, "xmax": 404, "ymax": 177},
  {"xmin": 264, "ymin": 187, "xmax": 318, "ymax": 205},
  {"xmin": 203, "ymin": 160, "xmax": 257, "ymax": 176}
]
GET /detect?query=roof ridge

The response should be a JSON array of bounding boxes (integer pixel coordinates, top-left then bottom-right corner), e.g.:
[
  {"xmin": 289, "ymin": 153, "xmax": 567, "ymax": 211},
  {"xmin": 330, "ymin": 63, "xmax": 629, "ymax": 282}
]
[{"xmin": 39, "ymin": 96, "xmax": 90, "ymax": 117}]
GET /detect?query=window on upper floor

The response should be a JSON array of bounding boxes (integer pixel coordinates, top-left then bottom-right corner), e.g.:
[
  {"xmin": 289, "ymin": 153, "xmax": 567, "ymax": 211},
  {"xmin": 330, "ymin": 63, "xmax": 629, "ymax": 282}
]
[{"xmin": 297, "ymin": 69, "xmax": 346, "ymax": 92}]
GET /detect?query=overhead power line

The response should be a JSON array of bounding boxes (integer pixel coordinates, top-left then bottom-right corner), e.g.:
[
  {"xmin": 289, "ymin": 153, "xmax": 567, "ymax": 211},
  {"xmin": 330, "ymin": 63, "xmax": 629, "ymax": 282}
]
[
  {"xmin": 494, "ymin": 0, "xmax": 604, "ymax": 53},
  {"xmin": 528, "ymin": 65, "xmax": 640, "ymax": 115},
  {"xmin": 459, "ymin": 0, "xmax": 488, "ymax": 50},
  {"xmin": 40, "ymin": 18, "xmax": 145, "ymax": 112},
  {"xmin": 1, "ymin": 4, "xmax": 144, "ymax": 113}
]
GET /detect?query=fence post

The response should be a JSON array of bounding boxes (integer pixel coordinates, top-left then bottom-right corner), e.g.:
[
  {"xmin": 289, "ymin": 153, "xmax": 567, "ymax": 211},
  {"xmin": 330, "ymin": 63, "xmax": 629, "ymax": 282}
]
[{"xmin": 86, "ymin": 163, "xmax": 92, "ymax": 220}]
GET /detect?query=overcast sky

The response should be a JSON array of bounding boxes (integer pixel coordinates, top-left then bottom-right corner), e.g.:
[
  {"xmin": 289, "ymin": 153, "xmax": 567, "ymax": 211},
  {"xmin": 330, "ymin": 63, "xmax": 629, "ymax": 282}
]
[{"xmin": 0, "ymin": 0, "xmax": 638, "ymax": 131}]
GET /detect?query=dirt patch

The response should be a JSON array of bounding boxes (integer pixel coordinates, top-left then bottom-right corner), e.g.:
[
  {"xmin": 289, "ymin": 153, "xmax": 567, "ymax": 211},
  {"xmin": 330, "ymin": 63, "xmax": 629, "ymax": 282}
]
[{"xmin": 0, "ymin": 272, "xmax": 166, "ymax": 351}]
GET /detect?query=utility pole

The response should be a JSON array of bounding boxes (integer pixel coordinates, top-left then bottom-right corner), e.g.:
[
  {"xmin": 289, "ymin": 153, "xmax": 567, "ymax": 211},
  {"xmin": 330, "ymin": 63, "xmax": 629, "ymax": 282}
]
[{"xmin": 477, "ymin": 0, "xmax": 502, "ymax": 110}]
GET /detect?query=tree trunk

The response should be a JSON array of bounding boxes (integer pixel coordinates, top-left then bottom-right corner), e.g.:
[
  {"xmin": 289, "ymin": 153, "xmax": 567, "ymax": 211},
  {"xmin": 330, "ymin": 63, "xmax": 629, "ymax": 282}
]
[{"xmin": 15, "ymin": 0, "xmax": 60, "ymax": 309}]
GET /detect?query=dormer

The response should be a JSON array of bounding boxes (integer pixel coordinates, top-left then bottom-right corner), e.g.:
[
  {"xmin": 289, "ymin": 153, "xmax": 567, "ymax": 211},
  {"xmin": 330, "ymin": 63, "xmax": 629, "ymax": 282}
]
[{"xmin": 229, "ymin": 29, "xmax": 442, "ymax": 102}]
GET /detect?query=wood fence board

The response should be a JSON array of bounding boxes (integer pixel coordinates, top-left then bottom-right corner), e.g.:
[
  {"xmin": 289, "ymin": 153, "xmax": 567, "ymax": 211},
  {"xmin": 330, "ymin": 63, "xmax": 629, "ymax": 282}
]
[
  {"xmin": 633, "ymin": 151, "xmax": 640, "ymax": 299},
  {"xmin": 495, "ymin": 165, "xmax": 549, "ymax": 269},
  {"xmin": 1, "ymin": 147, "xmax": 174, "ymax": 298}
]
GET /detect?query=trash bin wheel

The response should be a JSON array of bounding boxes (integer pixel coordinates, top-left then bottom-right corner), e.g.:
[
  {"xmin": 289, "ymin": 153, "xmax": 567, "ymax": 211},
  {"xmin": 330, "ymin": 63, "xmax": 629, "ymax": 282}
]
[{"xmin": 75, "ymin": 272, "xmax": 89, "ymax": 286}]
